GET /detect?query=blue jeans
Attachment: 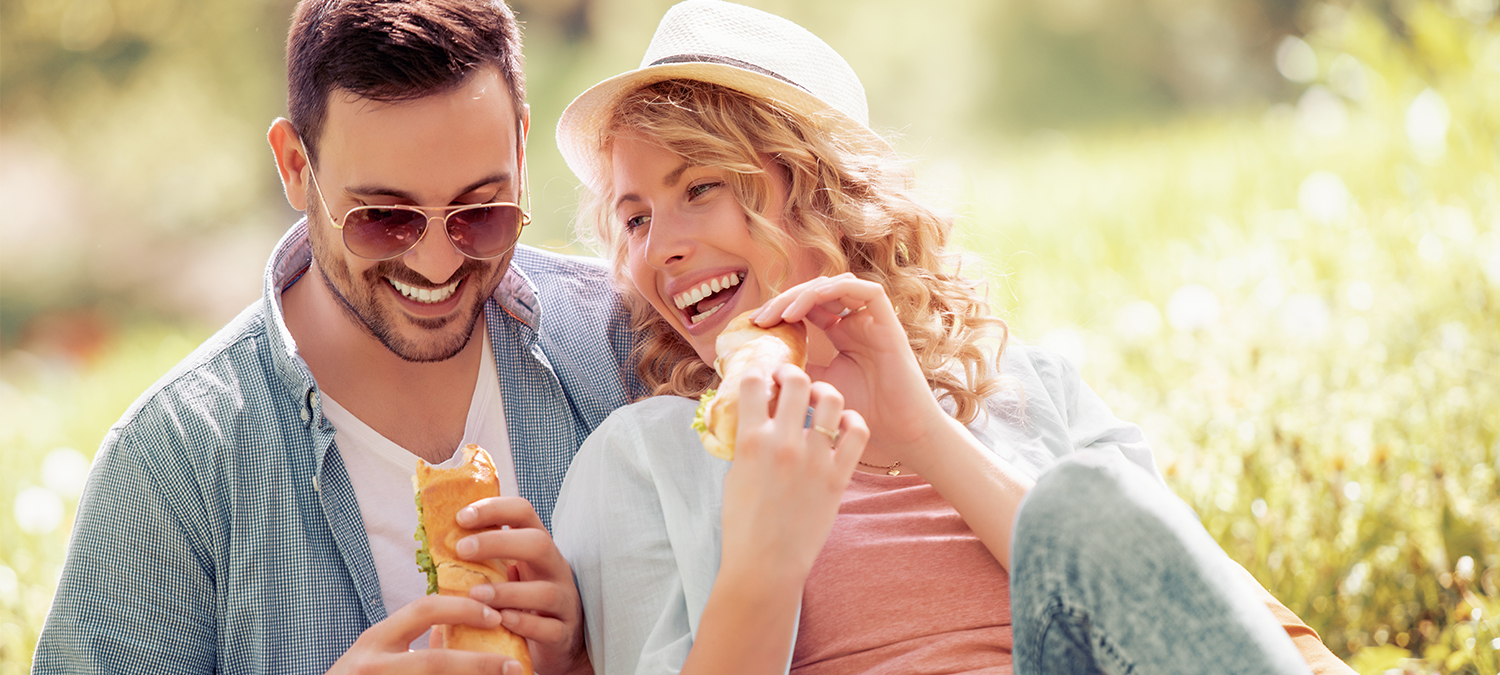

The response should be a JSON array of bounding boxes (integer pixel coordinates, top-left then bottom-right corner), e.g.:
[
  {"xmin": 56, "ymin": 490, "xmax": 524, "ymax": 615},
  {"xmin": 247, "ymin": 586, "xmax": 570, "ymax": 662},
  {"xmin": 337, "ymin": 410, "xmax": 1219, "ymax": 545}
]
[{"xmin": 1010, "ymin": 450, "xmax": 1312, "ymax": 675}]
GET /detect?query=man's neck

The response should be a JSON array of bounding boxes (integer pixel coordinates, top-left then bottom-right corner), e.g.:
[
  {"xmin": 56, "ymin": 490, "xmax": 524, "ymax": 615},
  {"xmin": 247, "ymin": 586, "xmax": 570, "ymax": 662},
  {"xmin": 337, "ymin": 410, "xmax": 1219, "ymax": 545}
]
[{"xmin": 282, "ymin": 265, "xmax": 484, "ymax": 463}]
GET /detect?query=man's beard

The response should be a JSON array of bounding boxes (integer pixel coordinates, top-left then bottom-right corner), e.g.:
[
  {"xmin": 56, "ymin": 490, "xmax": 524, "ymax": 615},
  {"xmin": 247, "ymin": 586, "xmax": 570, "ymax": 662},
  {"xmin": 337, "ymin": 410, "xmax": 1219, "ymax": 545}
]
[{"xmin": 311, "ymin": 229, "xmax": 502, "ymax": 363}]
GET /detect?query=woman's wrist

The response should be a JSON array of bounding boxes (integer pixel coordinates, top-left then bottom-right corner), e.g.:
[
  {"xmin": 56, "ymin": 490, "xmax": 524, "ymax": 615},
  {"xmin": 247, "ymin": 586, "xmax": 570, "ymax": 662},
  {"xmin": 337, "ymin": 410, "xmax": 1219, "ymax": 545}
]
[{"xmin": 714, "ymin": 555, "xmax": 811, "ymax": 605}]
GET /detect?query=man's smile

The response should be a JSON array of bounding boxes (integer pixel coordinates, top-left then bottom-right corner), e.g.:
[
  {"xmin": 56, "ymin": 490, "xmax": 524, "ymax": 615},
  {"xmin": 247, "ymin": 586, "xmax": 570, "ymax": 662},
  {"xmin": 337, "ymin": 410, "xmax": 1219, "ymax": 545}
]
[{"xmin": 388, "ymin": 276, "xmax": 461, "ymax": 304}]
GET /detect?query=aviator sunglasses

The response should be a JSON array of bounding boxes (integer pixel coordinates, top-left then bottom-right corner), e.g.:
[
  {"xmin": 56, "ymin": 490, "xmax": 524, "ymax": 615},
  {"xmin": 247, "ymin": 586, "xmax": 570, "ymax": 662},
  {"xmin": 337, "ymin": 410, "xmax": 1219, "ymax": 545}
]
[{"xmin": 299, "ymin": 133, "xmax": 531, "ymax": 262}]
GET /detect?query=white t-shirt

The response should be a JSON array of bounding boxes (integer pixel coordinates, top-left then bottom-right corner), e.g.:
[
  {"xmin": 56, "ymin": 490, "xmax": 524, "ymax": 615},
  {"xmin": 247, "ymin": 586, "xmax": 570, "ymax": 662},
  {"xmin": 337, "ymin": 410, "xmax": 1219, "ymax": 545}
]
[{"xmin": 322, "ymin": 328, "xmax": 517, "ymax": 647}]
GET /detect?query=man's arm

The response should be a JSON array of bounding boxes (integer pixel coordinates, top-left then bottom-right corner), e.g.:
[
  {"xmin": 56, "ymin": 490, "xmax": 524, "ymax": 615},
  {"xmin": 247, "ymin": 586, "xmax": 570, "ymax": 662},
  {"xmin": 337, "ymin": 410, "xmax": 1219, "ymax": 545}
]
[{"xmin": 33, "ymin": 430, "xmax": 217, "ymax": 675}]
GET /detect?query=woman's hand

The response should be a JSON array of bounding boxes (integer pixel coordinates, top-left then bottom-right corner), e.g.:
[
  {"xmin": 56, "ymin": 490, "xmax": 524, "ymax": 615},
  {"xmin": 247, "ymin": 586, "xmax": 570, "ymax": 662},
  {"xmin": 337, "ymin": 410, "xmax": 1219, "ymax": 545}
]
[
  {"xmin": 718, "ymin": 363, "xmax": 867, "ymax": 581},
  {"xmin": 753, "ymin": 273, "xmax": 949, "ymax": 463}
]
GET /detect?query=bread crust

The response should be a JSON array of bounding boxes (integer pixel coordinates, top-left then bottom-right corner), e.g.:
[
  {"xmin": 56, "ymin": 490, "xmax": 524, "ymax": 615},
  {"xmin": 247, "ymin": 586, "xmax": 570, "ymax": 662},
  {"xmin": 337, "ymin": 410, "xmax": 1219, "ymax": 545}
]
[
  {"xmin": 697, "ymin": 311, "xmax": 808, "ymax": 459},
  {"xmin": 415, "ymin": 444, "xmax": 533, "ymax": 673}
]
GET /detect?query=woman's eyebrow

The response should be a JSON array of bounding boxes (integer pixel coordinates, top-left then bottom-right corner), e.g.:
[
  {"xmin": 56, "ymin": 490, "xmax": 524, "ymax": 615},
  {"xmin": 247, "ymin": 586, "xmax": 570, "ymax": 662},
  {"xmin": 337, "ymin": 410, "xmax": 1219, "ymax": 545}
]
[{"xmin": 614, "ymin": 162, "xmax": 692, "ymax": 209}]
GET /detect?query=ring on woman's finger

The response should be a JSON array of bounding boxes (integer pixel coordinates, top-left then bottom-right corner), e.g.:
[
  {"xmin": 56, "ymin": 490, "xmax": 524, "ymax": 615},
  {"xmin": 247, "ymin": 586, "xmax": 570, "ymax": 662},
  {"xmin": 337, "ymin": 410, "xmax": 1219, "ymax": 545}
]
[
  {"xmin": 811, "ymin": 424, "xmax": 840, "ymax": 443},
  {"xmin": 836, "ymin": 307, "xmax": 853, "ymax": 318}
]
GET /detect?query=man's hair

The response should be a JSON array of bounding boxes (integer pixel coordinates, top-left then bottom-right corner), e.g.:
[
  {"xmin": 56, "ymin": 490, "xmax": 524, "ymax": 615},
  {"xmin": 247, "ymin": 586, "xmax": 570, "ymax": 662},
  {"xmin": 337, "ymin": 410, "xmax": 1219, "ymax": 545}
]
[
  {"xmin": 579, "ymin": 79, "xmax": 1010, "ymax": 425},
  {"xmin": 287, "ymin": 0, "xmax": 526, "ymax": 163}
]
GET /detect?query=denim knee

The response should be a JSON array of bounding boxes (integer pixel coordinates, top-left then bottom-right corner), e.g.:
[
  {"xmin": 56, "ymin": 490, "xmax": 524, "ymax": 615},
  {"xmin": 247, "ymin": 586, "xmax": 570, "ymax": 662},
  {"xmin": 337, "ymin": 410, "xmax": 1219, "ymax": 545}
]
[{"xmin": 1013, "ymin": 449, "xmax": 1192, "ymax": 558}]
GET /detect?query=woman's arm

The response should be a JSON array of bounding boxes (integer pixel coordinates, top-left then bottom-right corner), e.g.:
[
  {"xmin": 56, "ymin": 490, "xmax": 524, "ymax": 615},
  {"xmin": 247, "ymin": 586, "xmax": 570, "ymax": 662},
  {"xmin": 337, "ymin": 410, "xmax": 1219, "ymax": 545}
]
[
  {"xmin": 755, "ymin": 274, "xmax": 1035, "ymax": 570},
  {"xmin": 555, "ymin": 378, "xmax": 866, "ymax": 675},
  {"xmin": 683, "ymin": 365, "xmax": 867, "ymax": 674}
]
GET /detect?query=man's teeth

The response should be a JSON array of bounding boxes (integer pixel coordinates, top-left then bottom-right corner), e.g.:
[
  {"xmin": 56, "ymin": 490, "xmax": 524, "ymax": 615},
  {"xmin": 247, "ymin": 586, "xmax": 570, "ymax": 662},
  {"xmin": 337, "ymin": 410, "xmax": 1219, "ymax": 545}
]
[
  {"xmin": 673, "ymin": 272, "xmax": 741, "ymax": 310},
  {"xmin": 388, "ymin": 277, "xmax": 460, "ymax": 304}
]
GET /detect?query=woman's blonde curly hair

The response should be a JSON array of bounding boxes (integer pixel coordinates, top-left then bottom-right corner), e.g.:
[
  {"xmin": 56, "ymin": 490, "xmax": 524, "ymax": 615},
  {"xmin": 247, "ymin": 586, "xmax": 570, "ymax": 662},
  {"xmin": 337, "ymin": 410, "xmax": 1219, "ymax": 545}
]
[{"xmin": 577, "ymin": 79, "xmax": 1009, "ymax": 424}]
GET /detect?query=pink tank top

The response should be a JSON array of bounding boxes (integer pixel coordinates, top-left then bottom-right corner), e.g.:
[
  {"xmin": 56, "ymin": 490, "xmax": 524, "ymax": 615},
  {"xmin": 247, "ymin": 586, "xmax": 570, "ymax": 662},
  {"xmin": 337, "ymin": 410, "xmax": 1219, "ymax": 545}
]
[{"xmin": 791, "ymin": 470, "xmax": 1013, "ymax": 674}]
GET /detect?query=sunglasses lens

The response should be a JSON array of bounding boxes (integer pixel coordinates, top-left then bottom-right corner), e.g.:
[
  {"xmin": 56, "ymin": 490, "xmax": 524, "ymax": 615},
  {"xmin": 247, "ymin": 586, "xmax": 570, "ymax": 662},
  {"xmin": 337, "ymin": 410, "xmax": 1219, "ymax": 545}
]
[
  {"xmin": 343, "ymin": 207, "xmax": 427, "ymax": 260},
  {"xmin": 446, "ymin": 204, "xmax": 523, "ymax": 259}
]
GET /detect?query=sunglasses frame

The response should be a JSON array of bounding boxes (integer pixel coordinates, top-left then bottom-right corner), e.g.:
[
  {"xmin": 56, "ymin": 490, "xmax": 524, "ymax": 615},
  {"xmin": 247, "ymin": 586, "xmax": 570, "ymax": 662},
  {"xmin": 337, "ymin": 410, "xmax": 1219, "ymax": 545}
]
[{"xmin": 298, "ymin": 120, "xmax": 531, "ymax": 262}]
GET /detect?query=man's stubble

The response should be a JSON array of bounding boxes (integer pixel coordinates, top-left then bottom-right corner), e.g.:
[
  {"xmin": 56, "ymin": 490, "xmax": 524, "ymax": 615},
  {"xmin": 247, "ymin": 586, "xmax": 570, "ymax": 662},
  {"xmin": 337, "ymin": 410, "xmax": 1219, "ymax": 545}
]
[{"xmin": 305, "ymin": 197, "xmax": 505, "ymax": 364}]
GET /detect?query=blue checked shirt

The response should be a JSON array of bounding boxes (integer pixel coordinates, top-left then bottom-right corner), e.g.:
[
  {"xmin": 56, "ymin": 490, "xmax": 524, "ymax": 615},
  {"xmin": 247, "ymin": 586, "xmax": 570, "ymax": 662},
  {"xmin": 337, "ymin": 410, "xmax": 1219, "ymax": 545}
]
[{"xmin": 33, "ymin": 221, "xmax": 642, "ymax": 675}]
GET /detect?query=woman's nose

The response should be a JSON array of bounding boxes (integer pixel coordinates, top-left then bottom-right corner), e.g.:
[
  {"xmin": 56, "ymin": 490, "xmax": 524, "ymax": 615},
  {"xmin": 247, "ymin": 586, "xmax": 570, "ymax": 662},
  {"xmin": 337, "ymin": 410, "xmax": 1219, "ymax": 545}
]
[{"xmin": 644, "ymin": 211, "xmax": 693, "ymax": 269}]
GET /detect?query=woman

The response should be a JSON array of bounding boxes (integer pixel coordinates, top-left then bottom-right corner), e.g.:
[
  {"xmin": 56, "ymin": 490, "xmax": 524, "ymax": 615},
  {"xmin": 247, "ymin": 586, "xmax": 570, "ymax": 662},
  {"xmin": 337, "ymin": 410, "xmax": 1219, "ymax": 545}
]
[{"xmin": 552, "ymin": 2, "xmax": 1350, "ymax": 673}]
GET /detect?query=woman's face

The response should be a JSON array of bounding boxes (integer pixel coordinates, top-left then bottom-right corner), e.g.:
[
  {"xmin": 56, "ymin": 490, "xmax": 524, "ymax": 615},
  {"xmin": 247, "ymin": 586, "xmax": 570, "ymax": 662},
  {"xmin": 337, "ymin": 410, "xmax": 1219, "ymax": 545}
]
[{"xmin": 610, "ymin": 134, "xmax": 819, "ymax": 364}]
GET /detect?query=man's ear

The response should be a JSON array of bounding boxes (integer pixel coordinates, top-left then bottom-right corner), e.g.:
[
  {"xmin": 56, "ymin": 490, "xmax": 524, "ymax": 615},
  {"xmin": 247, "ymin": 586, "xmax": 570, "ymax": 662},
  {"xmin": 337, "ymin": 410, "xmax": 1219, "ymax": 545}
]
[{"xmin": 268, "ymin": 118, "xmax": 310, "ymax": 212}]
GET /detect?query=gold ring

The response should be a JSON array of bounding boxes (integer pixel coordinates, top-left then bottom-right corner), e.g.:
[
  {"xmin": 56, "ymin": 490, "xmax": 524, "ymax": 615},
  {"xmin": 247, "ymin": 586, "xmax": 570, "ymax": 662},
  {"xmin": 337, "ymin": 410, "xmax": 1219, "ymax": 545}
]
[{"xmin": 811, "ymin": 424, "xmax": 839, "ymax": 443}]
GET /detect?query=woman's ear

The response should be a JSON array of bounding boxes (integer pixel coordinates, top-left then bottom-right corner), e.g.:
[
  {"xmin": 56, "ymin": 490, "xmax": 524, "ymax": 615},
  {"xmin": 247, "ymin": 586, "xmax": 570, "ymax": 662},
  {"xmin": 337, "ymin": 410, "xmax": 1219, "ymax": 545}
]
[{"xmin": 267, "ymin": 118, "xmax": 310, "ymax": 212}]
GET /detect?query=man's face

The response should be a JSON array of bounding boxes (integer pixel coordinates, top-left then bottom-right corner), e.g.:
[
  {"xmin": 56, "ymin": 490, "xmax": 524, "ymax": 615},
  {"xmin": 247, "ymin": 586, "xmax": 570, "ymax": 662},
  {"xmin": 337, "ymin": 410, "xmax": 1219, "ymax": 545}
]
[{"xmin": 307, "ymin": 67, "xmax": 524, "ymax": 362}]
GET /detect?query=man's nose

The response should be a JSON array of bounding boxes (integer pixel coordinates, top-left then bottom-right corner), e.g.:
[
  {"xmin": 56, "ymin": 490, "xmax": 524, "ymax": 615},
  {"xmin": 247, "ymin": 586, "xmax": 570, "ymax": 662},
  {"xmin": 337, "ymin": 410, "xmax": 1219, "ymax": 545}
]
[{"xmin": 402, "ymin": 215, "xmax": 466, "ymax": 283}]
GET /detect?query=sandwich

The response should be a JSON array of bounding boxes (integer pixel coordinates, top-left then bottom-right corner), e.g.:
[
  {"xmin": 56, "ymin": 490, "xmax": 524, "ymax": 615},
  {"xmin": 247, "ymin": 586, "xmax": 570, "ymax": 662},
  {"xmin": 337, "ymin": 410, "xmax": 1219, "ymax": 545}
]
[
  {"xmin": 692, "ymin": 310, "xmax": 808, "ymax": 460},
  {"xmin": 414, "ymin": 444, "xmax": 533, "ymax": 673}
]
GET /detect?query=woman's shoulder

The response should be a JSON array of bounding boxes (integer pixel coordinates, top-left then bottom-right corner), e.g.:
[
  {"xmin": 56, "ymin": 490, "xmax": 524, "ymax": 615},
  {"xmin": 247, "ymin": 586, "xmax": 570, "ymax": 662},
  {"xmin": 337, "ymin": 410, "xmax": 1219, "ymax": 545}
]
[{"xmin": 573, "ymin": 395, "xmax": 727, "ymax": 482}]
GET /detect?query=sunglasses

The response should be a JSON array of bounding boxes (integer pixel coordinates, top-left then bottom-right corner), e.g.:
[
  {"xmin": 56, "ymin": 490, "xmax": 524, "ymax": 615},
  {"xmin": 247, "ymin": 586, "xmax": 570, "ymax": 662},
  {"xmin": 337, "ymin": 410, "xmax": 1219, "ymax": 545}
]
[{"xmin": 300, "ymin": 141, "xmax": 531, "ymax": 262}]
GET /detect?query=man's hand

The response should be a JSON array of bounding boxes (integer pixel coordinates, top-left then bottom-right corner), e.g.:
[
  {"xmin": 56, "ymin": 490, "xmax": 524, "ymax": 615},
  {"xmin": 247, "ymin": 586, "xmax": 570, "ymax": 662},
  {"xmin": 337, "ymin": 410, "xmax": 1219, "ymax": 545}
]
[
  {"xmin": 456, "ymin": 496, "xmax": 593, "ymax": 675},
  {"xmin": 325, "ymin": 594, "xmax": 523, "ymax": 674}
]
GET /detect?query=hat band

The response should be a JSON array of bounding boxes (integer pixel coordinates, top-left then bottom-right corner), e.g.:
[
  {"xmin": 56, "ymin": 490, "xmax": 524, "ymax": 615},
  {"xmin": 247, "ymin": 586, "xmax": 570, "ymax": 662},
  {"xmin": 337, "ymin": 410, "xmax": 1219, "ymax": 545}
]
[{"xmin": 648, "ymin": 53, "xmax": 809, "ymax": 94}]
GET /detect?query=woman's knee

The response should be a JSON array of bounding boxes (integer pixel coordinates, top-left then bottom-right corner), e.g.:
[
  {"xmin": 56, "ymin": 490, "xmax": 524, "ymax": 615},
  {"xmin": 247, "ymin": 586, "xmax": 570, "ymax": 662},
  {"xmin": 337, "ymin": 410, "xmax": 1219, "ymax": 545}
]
[{"xmin": 1013, "ymin": 449, "xmax": 1200, "ymax": 566}]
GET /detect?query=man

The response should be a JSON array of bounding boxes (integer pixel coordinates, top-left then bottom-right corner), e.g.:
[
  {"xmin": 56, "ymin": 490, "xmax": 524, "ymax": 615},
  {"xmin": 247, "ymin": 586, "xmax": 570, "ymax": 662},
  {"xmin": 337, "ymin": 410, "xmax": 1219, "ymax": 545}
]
[{"xmin": 33, "ymin": 1, "xmax": 635, "ymax": 673}]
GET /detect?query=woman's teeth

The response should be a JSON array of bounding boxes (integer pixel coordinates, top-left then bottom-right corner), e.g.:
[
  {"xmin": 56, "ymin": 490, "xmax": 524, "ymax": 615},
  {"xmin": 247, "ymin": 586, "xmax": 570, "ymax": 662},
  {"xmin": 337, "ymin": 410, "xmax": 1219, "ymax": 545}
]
[
  {"xmin": 690, "ymin": 303, "xmax": 726, "ymax": 325},
  {"xmin": 673, "ymin": 272, "xmax": 741, "ymax": 310},
  {"xmin": 388, "ymin": 277, "xmax": 460, "ymax": 304}
]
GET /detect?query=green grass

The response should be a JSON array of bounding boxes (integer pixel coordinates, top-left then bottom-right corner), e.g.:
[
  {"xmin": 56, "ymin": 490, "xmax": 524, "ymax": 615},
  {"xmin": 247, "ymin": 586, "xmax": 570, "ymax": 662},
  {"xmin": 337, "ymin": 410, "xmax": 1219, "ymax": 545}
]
[{"xmin": 2, "ymin": 4, "xmax": 1496, "ymax": 673}]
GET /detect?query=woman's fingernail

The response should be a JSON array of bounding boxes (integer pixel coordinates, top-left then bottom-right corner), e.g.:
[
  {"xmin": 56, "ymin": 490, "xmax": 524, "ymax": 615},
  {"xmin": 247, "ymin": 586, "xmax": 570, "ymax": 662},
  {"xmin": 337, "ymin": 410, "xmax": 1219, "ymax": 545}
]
[
  {"xmin": 501, "ymin": 609, "xmax": 522, "ymax": 627},
  {"xmin": 456, "ymin": 506, "xmax": 477, "ymax": 526},
  {"xmin": 470, "ymin": 584, "xmax": 495, "ymax": 603},
  {"xmin": 483, "ymin": 606, "xmax": 502, "ymax": 626},
  {"xmin": 457, "ymin": 537, "xmax": 477, "ymax": 558}
]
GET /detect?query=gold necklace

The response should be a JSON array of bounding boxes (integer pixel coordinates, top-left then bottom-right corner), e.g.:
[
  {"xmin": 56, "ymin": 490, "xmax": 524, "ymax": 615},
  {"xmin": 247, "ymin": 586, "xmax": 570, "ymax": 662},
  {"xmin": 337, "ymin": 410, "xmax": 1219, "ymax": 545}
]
[{"xmin": 858, "ymin": 459, "xmax": 903, "ymax": 476}]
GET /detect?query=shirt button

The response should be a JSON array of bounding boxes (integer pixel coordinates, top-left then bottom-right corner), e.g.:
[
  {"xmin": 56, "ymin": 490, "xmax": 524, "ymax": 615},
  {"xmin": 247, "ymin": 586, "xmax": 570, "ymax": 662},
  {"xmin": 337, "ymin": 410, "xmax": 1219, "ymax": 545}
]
[{"xmin": 299, "ymin": 408, "xmax": 309, "ymax": 422}]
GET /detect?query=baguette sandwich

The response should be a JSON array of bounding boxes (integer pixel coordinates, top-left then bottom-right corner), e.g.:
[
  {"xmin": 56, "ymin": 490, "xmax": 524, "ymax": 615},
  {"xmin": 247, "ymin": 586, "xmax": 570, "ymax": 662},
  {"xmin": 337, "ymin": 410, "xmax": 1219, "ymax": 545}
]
[
  {"xmin": 692, "ymin": 310, "xmax": 808, "ymax": 460},
  {"xmin": 413, "ymin": 444, "xmax": 533, "ymax": 673}
]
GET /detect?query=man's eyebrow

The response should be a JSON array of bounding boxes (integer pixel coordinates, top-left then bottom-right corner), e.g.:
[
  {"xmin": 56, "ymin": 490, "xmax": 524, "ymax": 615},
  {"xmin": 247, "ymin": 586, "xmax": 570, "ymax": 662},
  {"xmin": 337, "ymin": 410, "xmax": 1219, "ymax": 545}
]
[
  {"xmin": 345, "ymin": 173, "xmax": 513, "ymax": 202},
  {"xmin": 614, "ymin": 162, "xmax": 692, "ymax": 210}
]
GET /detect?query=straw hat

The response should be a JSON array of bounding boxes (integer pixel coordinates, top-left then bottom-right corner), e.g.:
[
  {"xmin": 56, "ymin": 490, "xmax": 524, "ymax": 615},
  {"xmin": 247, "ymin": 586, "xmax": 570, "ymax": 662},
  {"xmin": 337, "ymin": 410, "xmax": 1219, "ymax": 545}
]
[{"xmin": 555, "ymin": 0, "xmax": 887, "ymax": 192}]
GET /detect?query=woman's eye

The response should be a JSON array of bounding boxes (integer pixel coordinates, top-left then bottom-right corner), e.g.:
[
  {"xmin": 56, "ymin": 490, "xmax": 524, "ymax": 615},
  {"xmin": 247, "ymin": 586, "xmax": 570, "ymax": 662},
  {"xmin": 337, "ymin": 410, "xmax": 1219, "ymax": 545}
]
[
  {"xmin": 687, "ymin": 181, "xmax": 722, "ymax": 200},
  {"xmin": 625, "ymin": 214, "xmax": 651, "ymax": 231}
]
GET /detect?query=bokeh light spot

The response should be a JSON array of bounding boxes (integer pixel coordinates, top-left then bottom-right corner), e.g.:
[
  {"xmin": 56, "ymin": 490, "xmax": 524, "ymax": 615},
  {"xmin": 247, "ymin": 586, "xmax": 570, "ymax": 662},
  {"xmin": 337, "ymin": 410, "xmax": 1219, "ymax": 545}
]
[
  {"xmin": 1406, "ymin": 89, "xmax": 1450, "ymax": 163},
  {"xmin": 14, "ymin": 487, "xmax": 64, "ymax": 535},
  {"xmin": 1167, "ymin": 284, "xmax": 1220, "ymax": 332},
  {"xmin": 1276, "ymin": 36, "xmax": 1318, "ymax": 83},
  {"xmin": 1296, "ymin": 86, "xmax": 1348, "ymax": 138},
  {"xmin": 1418, "ymin": 233, "xmax": 1443, "ymax": 263},
  {"xmin": 1299, "ymin": 171, "xmax": 1351, "ymax": 223},
  {"xmin": 1114, "ymin": 299, "xmax": 1162, "ymax": 342},
  {"xmin": 42, "ymin": 447, "xmax": 91, "ymax": 498}
]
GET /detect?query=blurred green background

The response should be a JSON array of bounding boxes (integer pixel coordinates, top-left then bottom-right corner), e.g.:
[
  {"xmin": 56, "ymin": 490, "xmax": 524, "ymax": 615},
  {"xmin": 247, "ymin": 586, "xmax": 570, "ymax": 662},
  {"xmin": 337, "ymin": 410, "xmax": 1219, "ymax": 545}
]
[{"xmin": 1, "ymin": 0, "xmax": 1496, "ymax": 672}]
